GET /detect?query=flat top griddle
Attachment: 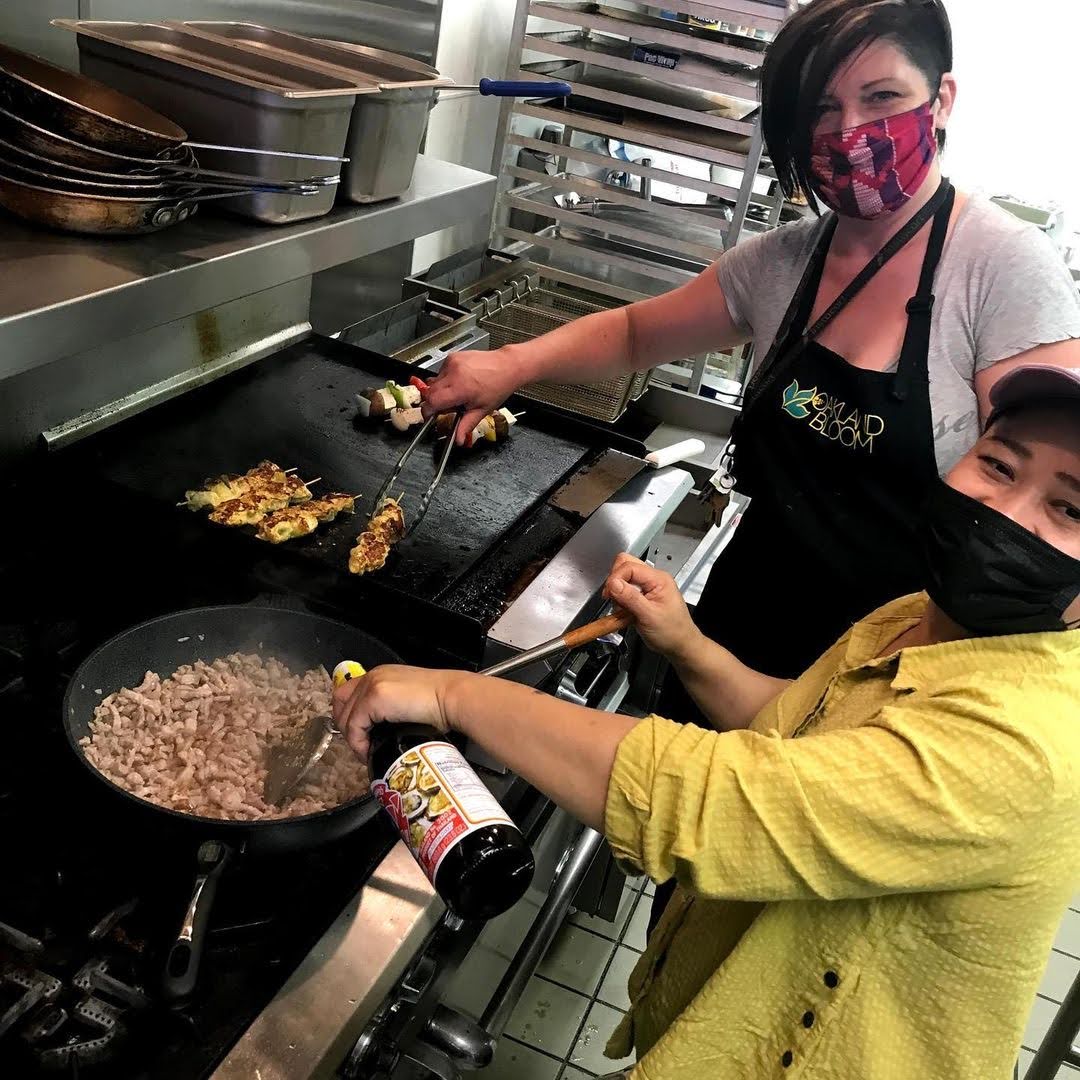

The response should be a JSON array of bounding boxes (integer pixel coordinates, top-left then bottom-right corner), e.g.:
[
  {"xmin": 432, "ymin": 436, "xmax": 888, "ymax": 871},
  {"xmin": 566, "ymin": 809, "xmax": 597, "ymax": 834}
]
[{"xmin": 70, "ymin": 334, "xmax": 645, "ymax": 666}]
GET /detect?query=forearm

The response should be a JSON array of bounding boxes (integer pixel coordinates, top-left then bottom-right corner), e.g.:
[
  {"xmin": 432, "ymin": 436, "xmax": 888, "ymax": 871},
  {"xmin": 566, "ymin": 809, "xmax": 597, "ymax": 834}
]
[
  {"xmin": 443, "ymin": 673, "xmax": 638, "ymax": 831},
  {"xmin": 670, "ymin": 630, "xmax": 791, "ymax": 731},
  {"xmin": 501, "ymin": 306, "xmax": 637, "ymax": 386},
  {"xmin": 502, "ymin": 267, "xmax": 748, "ymax": 387}
]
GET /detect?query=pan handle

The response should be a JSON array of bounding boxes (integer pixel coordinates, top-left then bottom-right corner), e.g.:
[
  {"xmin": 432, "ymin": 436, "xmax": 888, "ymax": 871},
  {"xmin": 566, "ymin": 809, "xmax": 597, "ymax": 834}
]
[
  {"xmin": 183, "ymin": 142, "xmax": 350, "ymax": 163},
  {"xmin": 140, "ymin": 186, "xmax": 322, "ymax": 229},
  {"xmin": 162, "ymin": 840, "xmax": 231, "ymax": 1002}
]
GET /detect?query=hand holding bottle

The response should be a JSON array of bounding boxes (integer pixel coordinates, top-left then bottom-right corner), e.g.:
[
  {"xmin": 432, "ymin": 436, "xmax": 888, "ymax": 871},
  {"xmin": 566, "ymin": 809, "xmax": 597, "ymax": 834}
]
[{"xmin": 332, "ymin": 663, "xmax": 455, "ymax": 763}]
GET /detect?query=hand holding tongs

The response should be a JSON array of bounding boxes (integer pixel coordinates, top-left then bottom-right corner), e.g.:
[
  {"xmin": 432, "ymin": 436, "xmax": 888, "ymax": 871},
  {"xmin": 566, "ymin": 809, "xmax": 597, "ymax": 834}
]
[{"xmin": 368, "ymin": 410, "xmax": 460, "ymax": 539}]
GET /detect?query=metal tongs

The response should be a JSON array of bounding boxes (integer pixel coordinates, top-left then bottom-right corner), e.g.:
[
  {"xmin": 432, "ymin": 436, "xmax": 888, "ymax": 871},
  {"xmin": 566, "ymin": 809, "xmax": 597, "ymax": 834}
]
[{"xmin": 369, "ymin": 410, "xmax": 460, "ymax": 539}]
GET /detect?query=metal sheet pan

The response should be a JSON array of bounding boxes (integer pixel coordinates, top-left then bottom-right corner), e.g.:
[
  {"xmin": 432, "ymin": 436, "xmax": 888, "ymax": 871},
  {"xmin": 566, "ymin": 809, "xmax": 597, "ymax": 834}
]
[
  {"xmin": 178, "ymin": 23, "xmax": 450, "ymax": 91},
  {"xmin": 64, "ymin": 24, "xmax": 355, "ymax": 223},
  {"xmin": 53, "ymin": 21, "xmax": 368, "ymax": 99}
]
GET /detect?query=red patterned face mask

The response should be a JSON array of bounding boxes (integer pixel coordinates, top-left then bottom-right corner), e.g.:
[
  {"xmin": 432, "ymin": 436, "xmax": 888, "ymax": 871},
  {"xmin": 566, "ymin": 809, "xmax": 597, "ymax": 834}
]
[{"xmin": 809, "ymin": 102, "xmax": 938, "ymax": 220}]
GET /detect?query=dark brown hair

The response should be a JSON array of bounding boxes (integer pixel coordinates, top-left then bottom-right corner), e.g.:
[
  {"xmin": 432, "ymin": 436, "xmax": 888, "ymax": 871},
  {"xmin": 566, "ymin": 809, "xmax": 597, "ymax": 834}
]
[{"xmin": 761, "ymin": 0, "xmax": 953, "ymax": 210}]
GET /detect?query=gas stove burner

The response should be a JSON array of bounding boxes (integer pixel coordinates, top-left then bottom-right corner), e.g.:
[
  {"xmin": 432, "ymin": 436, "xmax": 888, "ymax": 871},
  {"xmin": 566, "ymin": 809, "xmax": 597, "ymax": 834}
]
[
  {"xmin": 0, "ymin": 920, "xmax": 44, "ymax": 956},
  {"xmin": 0, "ymin": 963, "xmax": 62, "ymax": 1039},
  {"xmin": 35, "ymin": 1012, "xmax": 127, "ymax": 1071},
  {"xmin": 74, "ymin": 959, "xmax": 151, "ymax": 1012}
]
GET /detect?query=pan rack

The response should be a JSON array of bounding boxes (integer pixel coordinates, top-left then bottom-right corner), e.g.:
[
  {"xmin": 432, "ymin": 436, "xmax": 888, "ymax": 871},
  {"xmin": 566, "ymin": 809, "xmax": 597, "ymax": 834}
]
[{"xmin": 489, "ymin": 0, "xmax": 801, "ymax": 398}]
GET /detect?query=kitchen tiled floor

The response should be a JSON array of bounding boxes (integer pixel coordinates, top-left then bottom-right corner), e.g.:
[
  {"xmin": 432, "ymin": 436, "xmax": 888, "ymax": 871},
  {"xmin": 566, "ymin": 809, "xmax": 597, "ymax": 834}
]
[
  {"xmin": 1018, "ymin": 895, "xmax": 1080, "ymax": 1078},
  {"xmin": 447, "ymin": 885, "xmax": 1080, "ymax": 1078},
  {"xmin": 443, "ymin": 873, "xmax": 654, "ymax": 1078}
]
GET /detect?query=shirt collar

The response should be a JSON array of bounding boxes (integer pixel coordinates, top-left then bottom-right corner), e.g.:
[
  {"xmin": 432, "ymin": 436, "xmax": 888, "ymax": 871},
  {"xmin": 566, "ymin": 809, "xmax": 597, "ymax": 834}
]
[
  {"xmin": 842, "ymin": 593, "xmax": 926, "ymax": 669},
  {"xmin": 843, "ymin": 592, "xmax": 1080, "ymax": 691}
]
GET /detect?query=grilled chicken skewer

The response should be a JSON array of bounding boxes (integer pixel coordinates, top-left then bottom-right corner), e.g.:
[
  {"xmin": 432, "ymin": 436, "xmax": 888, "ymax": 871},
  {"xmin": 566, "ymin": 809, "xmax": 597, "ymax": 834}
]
[
  {"xmin": 207, "ymin": 475, "xmax": 316, "ymax": 525},
  {"xmin": 256, "ymin": 493, "xmax": 356, "ymax": 544},
  {"xmin": 181, "ymin": 460, "xmax": 291, "ymax": 511},
  {"xmin": 348, "ymin": 497, "xmax": 404, "ymax": 575}
]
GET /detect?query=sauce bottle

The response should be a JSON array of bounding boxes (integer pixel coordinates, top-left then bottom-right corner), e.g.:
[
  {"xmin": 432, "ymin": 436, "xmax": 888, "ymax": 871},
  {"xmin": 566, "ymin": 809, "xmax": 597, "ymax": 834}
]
[{"xmin": 334, "ymin": 664, "xmax": 534, "ymax": 920}]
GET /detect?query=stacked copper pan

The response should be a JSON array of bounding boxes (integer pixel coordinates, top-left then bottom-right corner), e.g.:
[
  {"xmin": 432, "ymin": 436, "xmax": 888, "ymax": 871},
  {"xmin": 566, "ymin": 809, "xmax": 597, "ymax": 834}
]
[{"xmin": 0, "ymin": 41, "xmax": 336, "ymax": 235}]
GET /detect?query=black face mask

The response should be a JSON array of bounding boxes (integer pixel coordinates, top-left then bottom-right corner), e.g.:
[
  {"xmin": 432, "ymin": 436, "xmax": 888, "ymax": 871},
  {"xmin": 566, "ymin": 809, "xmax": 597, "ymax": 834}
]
[{"xmin": 920, "ymin": 479, "xmax": 1080, "ymax": 637}]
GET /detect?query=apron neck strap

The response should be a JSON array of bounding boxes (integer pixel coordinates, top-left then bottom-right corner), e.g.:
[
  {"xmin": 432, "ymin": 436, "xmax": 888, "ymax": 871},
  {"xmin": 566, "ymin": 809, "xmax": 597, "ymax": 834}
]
[{"xmin": 891, "ymin": 182, "xmax": 956, "ymax": 402}]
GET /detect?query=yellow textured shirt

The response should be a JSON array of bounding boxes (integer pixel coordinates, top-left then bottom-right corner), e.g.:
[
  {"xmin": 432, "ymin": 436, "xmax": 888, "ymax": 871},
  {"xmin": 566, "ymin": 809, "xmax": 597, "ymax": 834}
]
[{"xmin": 604, "ymin": 594, "xmax": 1080, "ymax": 1080}]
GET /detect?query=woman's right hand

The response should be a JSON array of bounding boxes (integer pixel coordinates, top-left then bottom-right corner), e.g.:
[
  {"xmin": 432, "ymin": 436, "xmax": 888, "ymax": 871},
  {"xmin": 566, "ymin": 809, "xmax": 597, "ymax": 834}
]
[
  {"xmin": 423, "ymin": 348, "xmax": 526, "ymax": 445},
  {"xmin": 603, "ymin": 553, "xmax": 700, "ymax": 663}
]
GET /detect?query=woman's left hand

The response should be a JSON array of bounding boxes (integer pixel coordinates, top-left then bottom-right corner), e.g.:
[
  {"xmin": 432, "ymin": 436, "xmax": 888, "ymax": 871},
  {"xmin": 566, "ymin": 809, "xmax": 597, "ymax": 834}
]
[{"xmin": 332, "ymin": 665, "xmax": 456, "ymax": 764}]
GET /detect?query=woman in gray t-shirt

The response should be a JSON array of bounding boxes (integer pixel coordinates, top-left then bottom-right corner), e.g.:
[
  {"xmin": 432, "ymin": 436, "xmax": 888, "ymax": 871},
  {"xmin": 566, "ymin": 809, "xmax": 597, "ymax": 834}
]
[
  {"xmin": 427, "ymin": 0, "xmax": 1080, "ymax": 681},
  {"xmin": 427, "ymin": 0, "xmax": 1080, "ymax": 934}
]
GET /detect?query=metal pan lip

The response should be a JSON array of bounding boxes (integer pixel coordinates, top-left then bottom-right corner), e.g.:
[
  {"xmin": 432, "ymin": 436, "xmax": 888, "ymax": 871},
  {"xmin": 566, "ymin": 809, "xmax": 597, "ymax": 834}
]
[
  {"xmin": 0, "ymin": 102, "xmax": 191, "ymax": 169},
  {"xmin": 53, "ymin": 19, "xmax": 364, "ymax": 100},
  {"xmin": 0, "ymin": 133, "xmax": 166, "ymax": 183},
  {"xmin": 62, "ymin": 605, "xmax": 388, "ymax": 829},
  {"xmin": 176, "ymin": 22, "xmax": 451, "ymax": 92},
  {"xmin": 0, "ymin": 166, "xmax": 191, "ymax": 204},
  {"xmin": 0, "ymin": 149, "xmax": 176, "ymax": 195},
  {"xmin": 0, "ymin": 39, "xmax": 187, "ymax": 145}
]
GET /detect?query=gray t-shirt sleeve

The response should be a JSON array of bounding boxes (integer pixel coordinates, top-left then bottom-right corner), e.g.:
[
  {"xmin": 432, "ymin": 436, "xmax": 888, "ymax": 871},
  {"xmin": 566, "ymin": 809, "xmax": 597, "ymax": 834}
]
[
  {"xmin": 969, "ymin": 219, "xmax": 1080, "ymax": 371},
  {"xmin": 714, "ymin": 218, "xmax": 822, "ymax": 345}
]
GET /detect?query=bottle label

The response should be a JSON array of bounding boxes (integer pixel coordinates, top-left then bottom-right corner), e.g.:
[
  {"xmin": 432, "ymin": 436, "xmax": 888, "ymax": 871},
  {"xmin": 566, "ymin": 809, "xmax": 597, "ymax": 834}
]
[{"xmin": 372, "ymin": 741, "xmax": 514, "ymax": 884}]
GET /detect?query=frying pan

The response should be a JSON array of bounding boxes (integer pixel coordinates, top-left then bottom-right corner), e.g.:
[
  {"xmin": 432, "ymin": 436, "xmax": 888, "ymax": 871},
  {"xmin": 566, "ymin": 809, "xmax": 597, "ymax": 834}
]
[
  {"xmin": 0, "ymin": 39, "xmax": 186, "ymax": 156},
  {"xmin": 63, "ymin": 605, "xmax": 401, "ymax": 998},
  {"xmin": 0, "ymin": 104, "xmax": 338, "ymax": 193},
  {"xmin": 0, "ymin": 101, "xmax": 192, "ymax": 171},
  {"xmin": 1, "ymin": 148, "xmax": 192, "ymax": 197},
  {"xmin": 0, "ymin": 168, "xmax": 323, "ymax": 235},
  {"xmin": 0, "ymin": 131, "xmax": 338, "ymax": 194},
  {"xmin": 0, "ymin": 140, "xmax": 322, "ymax": 200}
]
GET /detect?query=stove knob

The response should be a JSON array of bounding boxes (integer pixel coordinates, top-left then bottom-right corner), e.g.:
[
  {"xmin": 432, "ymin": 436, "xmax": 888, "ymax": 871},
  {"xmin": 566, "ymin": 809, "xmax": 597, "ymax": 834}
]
[{"xmin": 342, "ymin": 1022, "xmax": 398, "ymax": 1079}]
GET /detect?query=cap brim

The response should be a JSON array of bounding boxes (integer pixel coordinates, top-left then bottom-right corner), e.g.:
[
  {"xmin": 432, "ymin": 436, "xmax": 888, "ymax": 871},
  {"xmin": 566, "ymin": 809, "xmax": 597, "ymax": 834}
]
[{"xmin": 987, "ymin": 365, "xmax": 1080, "ymax": 426}]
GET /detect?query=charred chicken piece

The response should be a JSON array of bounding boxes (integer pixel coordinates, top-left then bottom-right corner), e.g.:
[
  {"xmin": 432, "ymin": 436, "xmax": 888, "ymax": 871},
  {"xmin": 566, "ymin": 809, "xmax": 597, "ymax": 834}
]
[
  {"xmin": 306, "ymin": 493, "xmax": 356, "ymax": 523},
  {"xmin": 348, "ymin": 532, "xmax": 391, "ymax": 575},
  {"xmin": 208, "ymin": 498, "xmax": 272, "ymax": 527},
  {"xmin": 256, "ymin": 506, "xmax": 320, "ymax": 544},
  {"xmin": 366, "ymin": 498, "xmax": 405, "ymax": 543},
  {"xmin": 348, "ymin": 498, "xmax": 404, "ymax": 575}
]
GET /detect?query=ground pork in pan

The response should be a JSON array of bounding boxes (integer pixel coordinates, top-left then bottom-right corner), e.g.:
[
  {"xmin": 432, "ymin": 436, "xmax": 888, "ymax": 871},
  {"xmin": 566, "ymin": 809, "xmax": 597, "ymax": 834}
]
[{"xmin": 79, "ymin": 653, "xmax": 366, "ymax": 821}]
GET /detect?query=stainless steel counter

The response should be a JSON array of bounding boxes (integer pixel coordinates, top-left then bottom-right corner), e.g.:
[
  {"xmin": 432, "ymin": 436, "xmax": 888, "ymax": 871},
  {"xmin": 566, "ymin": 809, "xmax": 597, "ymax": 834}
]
[
  {"xmin": 212, "ymin": 844, "xmax": 442, "ymax": 1080},
  {"xmin": 0, "ymin": 156, "xmax": 496, "ymax": 381}
]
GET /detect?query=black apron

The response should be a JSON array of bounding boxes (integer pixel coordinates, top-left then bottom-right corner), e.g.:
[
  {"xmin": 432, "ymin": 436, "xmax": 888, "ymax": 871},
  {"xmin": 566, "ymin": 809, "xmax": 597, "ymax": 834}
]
[{"xmin": 648, "ymin": 183, "xmax": 955, "ymax": 933}]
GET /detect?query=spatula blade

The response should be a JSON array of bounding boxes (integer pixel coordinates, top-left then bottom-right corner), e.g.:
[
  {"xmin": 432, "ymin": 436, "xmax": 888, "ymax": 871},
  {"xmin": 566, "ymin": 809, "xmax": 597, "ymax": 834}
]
[
  {"xmin": 547, "ymin": 450, "xmax": 646, "ymax": 518},
  {"xmin": 264, "ymin": 715, "xmax": 335, "ymax": 806}
]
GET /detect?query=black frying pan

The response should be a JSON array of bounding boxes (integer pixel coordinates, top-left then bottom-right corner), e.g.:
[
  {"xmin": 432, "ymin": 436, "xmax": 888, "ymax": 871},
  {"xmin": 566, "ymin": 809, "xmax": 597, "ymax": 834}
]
[{"xmin": 63, "ymin": 605, "xmax": 401, "ymax": 998}]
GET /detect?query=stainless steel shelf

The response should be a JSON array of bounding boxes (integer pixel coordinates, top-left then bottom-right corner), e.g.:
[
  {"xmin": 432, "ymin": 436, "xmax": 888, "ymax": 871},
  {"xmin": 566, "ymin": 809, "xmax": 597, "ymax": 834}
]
[
  {"xmin": 528, "ymin": 2, "xmax": 769, "ymax": 68},
  {"xmin": 512, "ymin": 100, "xmax": 753, "ymax": 168},
  {"xmin": 521, "ymin": 53, "xmax": 757, "ymax": 134},
  {"xmin": 641, "ymin": 0, "xmax": 788, "ymax": 33},
  {"xmin": 507, "ymin": 131, "xmax": 747, "ymax": 203},
  {"xmin": 0, "ymin": 155, "xmax": 496, "ymax": 382},
  {"xmin": 523, "ymin": 28, "xmax": 760, "ymax": 101},
  {"xmin": 500, "ymin": 178, "xmax": 728, "ymax": 263}
]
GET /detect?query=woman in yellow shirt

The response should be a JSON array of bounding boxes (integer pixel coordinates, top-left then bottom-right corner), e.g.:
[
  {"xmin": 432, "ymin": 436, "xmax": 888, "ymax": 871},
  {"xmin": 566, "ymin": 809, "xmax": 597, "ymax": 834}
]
[{"xmin": 335, "ymin": 365, "xmax": 1080, "ymax": 1080}]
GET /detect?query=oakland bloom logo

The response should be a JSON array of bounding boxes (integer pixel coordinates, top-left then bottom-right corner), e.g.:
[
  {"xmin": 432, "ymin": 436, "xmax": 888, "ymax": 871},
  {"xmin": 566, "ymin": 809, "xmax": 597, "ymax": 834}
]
[
  {"xmin": 781, "ymin": 379, "xmax": 819, "ymax": 419},
  {"xmin": 780, "ymin": 379, "xmax": 885, "ymax": 453}
]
